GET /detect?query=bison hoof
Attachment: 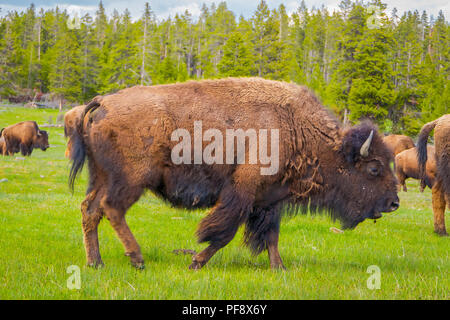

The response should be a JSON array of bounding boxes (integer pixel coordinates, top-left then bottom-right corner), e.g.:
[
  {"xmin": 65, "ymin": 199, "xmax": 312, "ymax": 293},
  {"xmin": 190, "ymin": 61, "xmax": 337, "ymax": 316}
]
[
  {"xmin": 270, "ymin": 263, "xmax": 287, "ymax": 271},
  {"xmin": 87, "ymin": 261, "xmax": 104, "ymax": 269},
  {"xmin": 435, "ymin": 230, "xmax": 448, "ymax": 237},
  {"xmin": 189, "ymin": 259, "xmax": 205, "ymax": 270},
  {"xmin": 131, "ymin": 261, "xmax": 145, "ymax": 270},
  {"xmin": 127, "ymin": 252, "xmax": 145, "ymax": 269}
]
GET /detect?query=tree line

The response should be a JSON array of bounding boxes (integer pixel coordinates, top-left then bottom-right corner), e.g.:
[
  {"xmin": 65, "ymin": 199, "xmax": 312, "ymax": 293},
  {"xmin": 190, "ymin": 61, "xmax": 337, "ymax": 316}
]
[{"xmin": 0, "ymin": 0, "xmax": 448, "ymax": 135}]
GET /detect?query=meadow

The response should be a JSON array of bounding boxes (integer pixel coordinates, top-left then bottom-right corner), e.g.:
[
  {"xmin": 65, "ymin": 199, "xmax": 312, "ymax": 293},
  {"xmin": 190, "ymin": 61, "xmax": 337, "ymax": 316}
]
[{"xmin": 0, "ymin": 106, "xmax": 448, "ymax": 300}]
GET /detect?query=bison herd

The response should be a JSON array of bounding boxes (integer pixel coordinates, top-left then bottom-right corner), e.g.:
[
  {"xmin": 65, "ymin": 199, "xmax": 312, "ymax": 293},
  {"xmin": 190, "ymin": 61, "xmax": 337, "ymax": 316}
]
[{"xmin": 1, "ymin": 77, "xmax": 448, "ymax": 270}]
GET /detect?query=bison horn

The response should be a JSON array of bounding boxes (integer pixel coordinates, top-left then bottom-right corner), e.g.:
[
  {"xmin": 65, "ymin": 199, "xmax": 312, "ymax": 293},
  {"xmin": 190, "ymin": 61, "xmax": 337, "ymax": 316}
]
[{"xmin": 360, "ymin": 130, "xmax": 374, "ymax": 157}]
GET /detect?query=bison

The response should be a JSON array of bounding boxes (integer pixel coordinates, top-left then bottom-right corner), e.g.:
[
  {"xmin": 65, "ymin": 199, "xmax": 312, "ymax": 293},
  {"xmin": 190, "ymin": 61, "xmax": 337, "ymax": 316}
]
[
  {"xmin": 69, "ymin": 78, "xmax": 399, "ymax": 270},
  {"xmin": 1, "ymin": 121, "xmax": 49, "ymax": 156},
  {"xmin": 64, "ymin": 105, "xmax": 85, "ymax": 158},
  {"xmin": 383, "ymin": 134, "xmax": 415, "ymax": 156},
  {"xmin": 395, "ymin": 146, "xmax": 436, "ymax": 192},
  {"xmin": 418, "ymin": 114, "xmax": 450, "ymax": 236}
]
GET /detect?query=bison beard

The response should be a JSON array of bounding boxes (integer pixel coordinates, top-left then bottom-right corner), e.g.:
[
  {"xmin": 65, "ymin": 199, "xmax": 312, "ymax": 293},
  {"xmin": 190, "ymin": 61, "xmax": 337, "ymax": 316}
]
[{"xmin": 69, "ymin": 78, "xmax": 399, "ymax": 270}]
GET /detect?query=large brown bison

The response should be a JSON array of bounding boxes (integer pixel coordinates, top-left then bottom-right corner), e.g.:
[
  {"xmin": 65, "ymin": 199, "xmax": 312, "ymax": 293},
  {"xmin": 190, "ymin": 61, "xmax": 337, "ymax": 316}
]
[
  {"xmin": 64, "ymin": 105, "xmax": 85, "ymax": 158},
  {"xmin": 69, "ymin": 78, "xmax": 399, "ymax": 270},
  {"xmin": 418, "ymin": 114, "xmax": 450, "ymax": 236},
  {"xmin": 383, "ymin": 134, "xmax": 415, "ymax": 156},
  {"xmin": 1, "ymin": 121, "xmax": 49, "ymax": 156},
  {"xmin": 395, "ymin": 146, "xmax": 436, "ymax": 192}
]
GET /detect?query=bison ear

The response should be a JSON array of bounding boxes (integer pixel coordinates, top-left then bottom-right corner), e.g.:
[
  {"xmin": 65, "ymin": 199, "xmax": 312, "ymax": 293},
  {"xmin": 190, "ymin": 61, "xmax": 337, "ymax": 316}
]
[{"xmin": 37, "ymin": 131, "xmax": 42, "ymax": 137}]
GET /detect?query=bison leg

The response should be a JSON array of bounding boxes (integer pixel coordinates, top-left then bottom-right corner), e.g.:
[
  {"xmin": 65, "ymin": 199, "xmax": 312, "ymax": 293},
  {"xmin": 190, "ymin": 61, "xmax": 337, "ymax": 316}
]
[
  {"xmin": 19, "ymin": 143, "xmax": 32, "ymax": 156},
  {"xmin": 190, "ymin": 188, "xmax": 253, "ymax": 270},
  {"xmin": 267, "ymin": 227, "xmax": 285, "ymax": 270},
  {"xmin": 244, "ymin": 206, "xmax": 285, "ymax": 269},
  {"xmin": 431, "ymin": 181, "xmax": 448, "ymax": 236},
  {"xmin": 81, "ymin": 188, "xmax": 104, "ymax": 267},
  {"xmin": 101, "ymin": 190, "xmax": 145, "ymax": 269},
  {"xmin": 395, "ymin": 169, "xmax": 407, "ymax": 192}
]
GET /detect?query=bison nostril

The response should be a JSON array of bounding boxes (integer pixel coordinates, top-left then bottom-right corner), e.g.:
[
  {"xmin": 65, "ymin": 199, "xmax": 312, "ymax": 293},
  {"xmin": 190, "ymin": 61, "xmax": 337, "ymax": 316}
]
[{"xmin": 390, "ymin": 201, "xmax": 399, "ymax": 211}]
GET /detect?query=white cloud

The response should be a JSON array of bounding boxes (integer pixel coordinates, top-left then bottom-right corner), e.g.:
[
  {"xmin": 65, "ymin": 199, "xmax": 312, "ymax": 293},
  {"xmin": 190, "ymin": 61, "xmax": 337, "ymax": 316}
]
[
  {"xmin": 0, "ymin": 3, "xmax": 97, "ymax": 15},
  {"xmin": 158, "ymin": 3, "xmax": 202, "ymax": 19}
]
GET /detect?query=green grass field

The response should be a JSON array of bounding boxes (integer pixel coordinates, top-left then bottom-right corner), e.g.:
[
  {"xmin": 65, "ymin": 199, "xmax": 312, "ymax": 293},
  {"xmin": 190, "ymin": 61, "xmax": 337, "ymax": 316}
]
[{"xmin": 0, "ymin": 106, "xmax": 448, "ymax": 300}]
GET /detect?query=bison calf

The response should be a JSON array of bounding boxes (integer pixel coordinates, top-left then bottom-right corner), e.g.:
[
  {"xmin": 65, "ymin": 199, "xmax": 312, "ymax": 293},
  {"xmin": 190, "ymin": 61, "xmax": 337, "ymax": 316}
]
[
  {"xmin": 1, "ymin": 121, "xmax": 49, "ymax": 156},
  {"xmin": 418, "ymin": 114, "xmax": 450, "ymax": 236},
  {"xmin": 69, "ymin": 78, "xmax": 399, "ymax": 270},
  {"xmin": 395, "ymin": 146, "xmax": 436, "ymax": 192}
]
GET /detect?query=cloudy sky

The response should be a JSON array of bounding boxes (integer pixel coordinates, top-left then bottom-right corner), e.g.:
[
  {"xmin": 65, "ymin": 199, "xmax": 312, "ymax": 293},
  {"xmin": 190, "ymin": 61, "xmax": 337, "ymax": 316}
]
[{"xmin": 0, "ymin": 0, "xmax": 448, "ymax": 20}]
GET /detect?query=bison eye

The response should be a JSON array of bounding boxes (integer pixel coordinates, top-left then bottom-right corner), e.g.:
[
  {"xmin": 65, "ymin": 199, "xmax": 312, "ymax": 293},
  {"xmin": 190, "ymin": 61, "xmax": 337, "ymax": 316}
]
[{"xmin": 367, "ymin": 163, "xmax": 381, "ymax": 176}]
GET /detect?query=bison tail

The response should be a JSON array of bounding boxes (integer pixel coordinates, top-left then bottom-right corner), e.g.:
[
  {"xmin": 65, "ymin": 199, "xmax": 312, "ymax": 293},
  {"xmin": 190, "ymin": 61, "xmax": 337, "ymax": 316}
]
[
  {"xmin": 68, "ymin": 98, "xmax": 101, "ymax": 191},
  {"xmin": 417, "ymin": 119, "xmax": 437, "ymax": 190},
  {"xmin": 68, "ymin": 128, "xmax": 86, "ymax": 191}
]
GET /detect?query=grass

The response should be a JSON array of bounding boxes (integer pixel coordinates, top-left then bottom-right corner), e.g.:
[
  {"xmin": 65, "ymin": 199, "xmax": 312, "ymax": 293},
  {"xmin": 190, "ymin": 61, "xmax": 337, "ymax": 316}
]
[{"xmin": 0, "ymin": 106, "xmax": 448, "ymax": 300}]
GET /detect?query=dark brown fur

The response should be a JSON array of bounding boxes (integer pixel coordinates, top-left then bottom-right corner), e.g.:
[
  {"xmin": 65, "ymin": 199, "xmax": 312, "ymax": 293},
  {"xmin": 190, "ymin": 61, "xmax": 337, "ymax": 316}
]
[
  {"xmin": 1, "ymin": 121, "xmax": 49, "ymax": 156},
  {"xmin": 383, "ymin": 134, "xmax": 415, "ymax": 156},
  {"xmin": 395, "ymin": 146, "xmax": 436, "ymax": 192},
  {"xmin": 417, "ymin": 114, "xmax": 450, "ymax": 236},
  {"xmin": 70, "ymin": 78, "xmax": 399, "ymax": 270}
]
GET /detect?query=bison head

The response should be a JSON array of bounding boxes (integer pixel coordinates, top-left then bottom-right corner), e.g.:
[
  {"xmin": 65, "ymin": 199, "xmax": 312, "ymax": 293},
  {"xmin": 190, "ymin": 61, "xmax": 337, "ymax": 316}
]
[
  {"xmin": 323, "ymin": 122, "xmax": 399, "ymax": 229},
  {"xmin": 35, "ymin": 130, "xmax": 49, "ymax": 151}
]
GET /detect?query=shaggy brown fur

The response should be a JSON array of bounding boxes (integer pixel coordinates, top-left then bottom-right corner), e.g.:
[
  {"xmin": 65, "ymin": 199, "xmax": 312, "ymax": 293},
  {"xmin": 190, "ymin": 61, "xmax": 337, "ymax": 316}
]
[
  {"xmin": 417, "ymin": 114, "xmax": 450, "ymax": 236},
  {"xmin": 383, "ymin": 134, "xmax": 415, "ymax": 156},
  {"xmin": 1, "ymin": 121, "xmax": 49, "ymax": 156},
  {"xmin": 70, "ymin": 77, "xmax": 399, "ymax": 270},
  {"xmin": 395, "ymin": 146, "xmax": 436, "ymax": 192},
  {"xmin": 64, "ymin": 105, "xmax": 85, "ymax": 158}
]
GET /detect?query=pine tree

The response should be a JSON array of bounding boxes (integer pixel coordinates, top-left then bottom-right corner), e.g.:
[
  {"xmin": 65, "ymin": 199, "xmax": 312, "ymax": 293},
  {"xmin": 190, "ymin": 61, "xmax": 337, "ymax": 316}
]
[
  {"xmin": 100, "ymin": 9, "xmax": 139, "ymax": 93},
  {"xmin": 139, "ymin": 2, "xmax": 155, "ymax": 85},
  {"xmin": 79, "ymin": 13, "xmax": 100, "ymax": 102},
  {"xmin": 0, "ymin": 13, "xmax": 19, "ymax": 97},
  {"xmin": 47, "ymin": 20, "xmax": 82, "ymax": 103},
  {"xmin": 218, "ymin": 31, "xmax": 253, "ymax": 76},
  {"xmin": 348, "ymin": 0, "xmax": 396, "ymax": 128}
]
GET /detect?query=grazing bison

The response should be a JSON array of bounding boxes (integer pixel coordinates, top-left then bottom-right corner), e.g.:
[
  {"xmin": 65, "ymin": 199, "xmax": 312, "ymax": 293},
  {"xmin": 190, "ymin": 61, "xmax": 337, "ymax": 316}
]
[
  {"xmin": 395, "ymin": 146, "xmax": 436, "ymax": 192},
  {"xmin": 64, "ymin": 105, "xmax": 85, "ymax": 158},
  {"xmin": 418, "ymin": 114, "xmax": 450, "ymax": 236},
  {"xmin": 383, "ymin": 134, "xmax": 415, "ymax": 156},
  {"xmin": 1, "ymin": 121, "xmax": 49, "ymax": 156},
  {"xmin": 70, "ymin": 78, "xmax": 399, "ymax": 270}
]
